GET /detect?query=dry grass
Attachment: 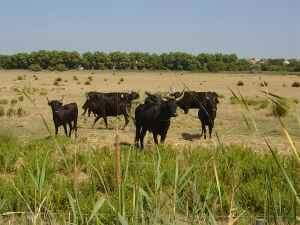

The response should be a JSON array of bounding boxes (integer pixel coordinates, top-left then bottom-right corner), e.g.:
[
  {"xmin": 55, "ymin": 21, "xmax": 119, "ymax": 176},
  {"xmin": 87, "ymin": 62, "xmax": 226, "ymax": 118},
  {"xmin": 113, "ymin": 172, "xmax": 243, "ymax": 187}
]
[{"xmin": 0, "ymin": 70, "xmax": 299, "ymax": 152}]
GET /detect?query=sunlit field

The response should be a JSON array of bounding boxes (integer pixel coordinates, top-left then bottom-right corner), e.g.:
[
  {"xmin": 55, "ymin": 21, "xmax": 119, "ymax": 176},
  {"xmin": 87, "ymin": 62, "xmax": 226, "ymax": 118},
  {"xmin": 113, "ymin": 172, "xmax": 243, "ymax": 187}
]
[{"xmin": 0, "ymin": 70, "xmax": 299, "ymax": 224}]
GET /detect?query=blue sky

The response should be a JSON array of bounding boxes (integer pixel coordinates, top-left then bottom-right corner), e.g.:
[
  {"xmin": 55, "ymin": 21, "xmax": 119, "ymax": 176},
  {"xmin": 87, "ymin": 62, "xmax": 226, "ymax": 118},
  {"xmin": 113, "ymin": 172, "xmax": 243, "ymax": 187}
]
[{"xmin": 0, "ymin": 0, "xmax": 299, "ymax": 58}]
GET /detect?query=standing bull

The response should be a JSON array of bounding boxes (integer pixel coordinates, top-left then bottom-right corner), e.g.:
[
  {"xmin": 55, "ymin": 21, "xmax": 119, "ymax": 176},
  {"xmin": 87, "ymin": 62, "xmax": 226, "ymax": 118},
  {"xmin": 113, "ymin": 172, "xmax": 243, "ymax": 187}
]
[
  {"xmin": 197, "ymin": 94, "xmax": 218, "ymax": 139},
  {"xmin": 47, "ymin": 98, "xmax": 78, "ymax": 137},
  {"xmin": 87, "ymin": 94, "xmax": 131, "ymax": 129},
  {"xmin": 82, "ymin": 91, "xmax": 139, "ymax": 117},
  {"xmin": 171, "ymin": 91, "xmax": 219, "ymax": 114},
  {"xmin": 134, "ymin": 91, "xmax": 184, "ymax": 149}
]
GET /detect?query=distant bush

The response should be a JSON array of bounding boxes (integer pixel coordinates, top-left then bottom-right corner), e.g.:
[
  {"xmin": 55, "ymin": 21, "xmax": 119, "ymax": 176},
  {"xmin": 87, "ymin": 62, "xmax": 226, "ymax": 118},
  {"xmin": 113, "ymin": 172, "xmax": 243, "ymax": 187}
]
[
  {"xmin": 84, "ymin": 80, "xmax": 91, "ymax": 85},
  {"xmin": 291, "ymin": 81, "xmax": 300, "ymax": 87},
  {"xmin": 73, "ymin": 76, "xmax": 78, "ymax": 81},
  {"xmin": 29, "ymin": 64, "xmax": 42, "ymax": 72},
  {"xmin": 104, "ymin": 78, "xmax": 108, "ymax": 82},
  {"xmin": 237, "ymin": 80, "xmax": 244, "ymax": 86}
]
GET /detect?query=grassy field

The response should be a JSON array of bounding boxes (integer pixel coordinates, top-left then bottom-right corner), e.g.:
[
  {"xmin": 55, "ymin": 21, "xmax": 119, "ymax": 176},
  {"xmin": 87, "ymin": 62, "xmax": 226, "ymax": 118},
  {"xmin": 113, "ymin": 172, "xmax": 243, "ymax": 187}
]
[
  {"xmin": 0, "ymin": 70, "xmax": 299, "ymax": 224},
  {"xmin": 0, "ymin": 70, "xmax": 299, "ymax": 151}
]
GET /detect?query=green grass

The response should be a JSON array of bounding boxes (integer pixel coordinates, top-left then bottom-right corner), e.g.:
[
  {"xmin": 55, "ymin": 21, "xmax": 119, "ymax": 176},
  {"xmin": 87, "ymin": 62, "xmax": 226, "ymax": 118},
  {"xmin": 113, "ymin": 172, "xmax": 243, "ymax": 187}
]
[{"xmin": 0, "ymin": 134, "xmax": 297, "ymax": 224}]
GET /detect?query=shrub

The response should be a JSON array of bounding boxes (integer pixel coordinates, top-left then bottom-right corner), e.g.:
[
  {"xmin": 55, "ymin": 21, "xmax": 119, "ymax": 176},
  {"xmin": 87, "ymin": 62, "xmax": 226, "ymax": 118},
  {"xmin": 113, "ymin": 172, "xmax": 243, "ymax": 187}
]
[
  {"xmin": 84, "ymin": 81, "xmax": 91, "ymax": 85},
  {"xmin": 17, "ymin": 75, "xmax": 25, "ymax": 81},
  {"xmin": 55, "ymin": 63, "xmax": 67, "ymax": 72},
  {"xmin": 53, "ymin": 81, "xmax": 59, "ymax": 86},
  {"xmin": 88, "ymin": 76, "xmax": 93, "ymax": 81},
  {"xmin": 55, "ymin": 77, "xmax": 62, "ymax": 82},
  {"xmin": 18, "ymin": 96, "xmax": 24, "ymax": 102},
  {"xmin": 0, "ymin": 107, "xmax": 4, "ymax": 117},
  {"xmin": 64, "ymin": 80, "xmax": 68, "ymax": 83},
  {"xmin": 16, "ymin": 107, "xmax": 26, "ymax": 117},
  {"xmin": 291, "ymin": 81, "xmax": 300, "ymax": 87},
  {"xmin": 272, "ymin": 98, "xmax": 290, "ymax": 117},
  {"xmin": 104, "ymin": 78, "xmax": 108, "ymax": 82},
  {"xmin": 0, "ymin": 99, "xmax": 8, "ymax": 105},
  {"xmin": 73, "ymin": 76, "xmax": 78, "ymax": 81},
  {"xmin": 10, "ymin": 99, "xmax": 18, "ymax": 105},
  {"xmin": 6, "ymin": 108, "xmax": 16, "ymax": 117},
  {"xmin": 29, "ymin": 64, "xmax": 42, "ymax": 72},
  {"xmin": 237, "ymin": 80, "xmax": 244, "ymax": 86},
  {"xmin": 260, "ymin": 81, "xmax": 268, "ymax": 87},
  {"xmin": 120, "ymin": 77, "xmax": 124, "ymax": 82}
]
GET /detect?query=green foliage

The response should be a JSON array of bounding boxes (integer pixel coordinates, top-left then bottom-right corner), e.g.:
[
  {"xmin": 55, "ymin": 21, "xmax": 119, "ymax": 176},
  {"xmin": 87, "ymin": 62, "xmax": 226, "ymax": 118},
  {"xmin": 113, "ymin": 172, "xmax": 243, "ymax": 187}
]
[
  {"xmin": 0, "ymin": 137, "xmax": 296, "ymax": 224},
  {"xmin": 55, "ymin": 63, "xmax": 67, "ymax": 71},
  {"xmin": 271, "ymin": 97, "xmax": 290, "ymax": 117},
  {"xmin": 28, "ymin": 63, "xmax": 42, "ymax": 72}
]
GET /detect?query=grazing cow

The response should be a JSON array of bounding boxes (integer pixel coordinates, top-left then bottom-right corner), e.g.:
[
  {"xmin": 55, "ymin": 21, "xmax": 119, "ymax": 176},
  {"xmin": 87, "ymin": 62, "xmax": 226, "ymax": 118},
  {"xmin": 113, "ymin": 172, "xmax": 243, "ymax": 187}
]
[
  {"xmin": 87, "ymin": 95, "xmax": 131, "ymax": 129},
  {"xmin": 171, "ymin": 91, "xmax": 219, "ymax": 114},
  {"xmin": 82, "ymin": 91, "xmax": 139, "ymax": 116},
  {"xmin": 197, "ymin": 95, "xmax": 218, "ymax": 139},
  {"xmin": 47, "ymin": 98, "xmax": 78, "ymax": 137},
  {"xmin": 134, "ymin": 92, "xmax": 184, "ymax": 149}
]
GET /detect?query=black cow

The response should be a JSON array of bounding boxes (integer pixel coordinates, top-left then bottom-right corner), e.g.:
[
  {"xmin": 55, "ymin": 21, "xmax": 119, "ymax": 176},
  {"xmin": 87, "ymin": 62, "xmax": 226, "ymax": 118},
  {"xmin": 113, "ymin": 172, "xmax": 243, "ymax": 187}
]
[
  {"xmin": 197, "ymin": 95, "xmax": 218, "ymax": 139},
  {"xmin": 134, "ymin": 92, "xmax": 184, "ymax": 149},
  {"xmin": 172, "ymin": 91, "xmax": 219, "ymax": 114},
  {"xmin": 47, "ymin": 98, "xmax": 78, "ymax": 137},
  {"xmin": 82, "ymin": 91, "xmax": 139, "ymax": 116},
  {"xmin": 87, "ymin": 95, "xmax": 130, "ymax": 129}
]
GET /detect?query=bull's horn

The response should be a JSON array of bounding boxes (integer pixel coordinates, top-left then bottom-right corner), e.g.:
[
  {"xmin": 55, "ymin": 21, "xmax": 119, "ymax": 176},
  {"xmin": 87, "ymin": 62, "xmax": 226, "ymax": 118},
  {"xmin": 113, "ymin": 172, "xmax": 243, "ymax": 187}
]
[{"xmin": 175, "ymin": 89, "xmax": 185, "ymax": 101}]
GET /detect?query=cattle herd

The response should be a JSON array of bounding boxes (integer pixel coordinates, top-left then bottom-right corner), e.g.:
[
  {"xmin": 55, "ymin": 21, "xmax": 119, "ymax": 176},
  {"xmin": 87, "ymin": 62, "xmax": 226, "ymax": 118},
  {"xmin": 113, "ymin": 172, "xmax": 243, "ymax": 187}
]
[{"xmin": 47, "ymin": 90, "xmax": 219, "ymax": 149}]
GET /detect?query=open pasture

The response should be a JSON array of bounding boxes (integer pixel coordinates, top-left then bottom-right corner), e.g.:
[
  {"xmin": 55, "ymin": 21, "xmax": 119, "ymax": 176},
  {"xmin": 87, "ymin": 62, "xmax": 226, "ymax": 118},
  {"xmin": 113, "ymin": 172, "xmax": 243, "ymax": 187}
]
[{"xmin": 0, "ymin": 70, "xmax": 299, "ymax": 152}]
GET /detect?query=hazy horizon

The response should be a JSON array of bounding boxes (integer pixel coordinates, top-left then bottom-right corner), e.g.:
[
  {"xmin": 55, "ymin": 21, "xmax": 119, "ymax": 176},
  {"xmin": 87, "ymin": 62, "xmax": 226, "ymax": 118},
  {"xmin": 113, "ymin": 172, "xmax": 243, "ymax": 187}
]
[{"xmin": 0, "ymin": 0, "xmax": 299, "ymax": 58}]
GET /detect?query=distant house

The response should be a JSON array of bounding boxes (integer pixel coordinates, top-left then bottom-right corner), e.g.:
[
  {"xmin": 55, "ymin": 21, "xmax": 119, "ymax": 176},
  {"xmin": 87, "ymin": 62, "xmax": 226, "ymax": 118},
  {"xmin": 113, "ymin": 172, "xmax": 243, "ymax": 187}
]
[
  {"xmin": 283, "ymin": 59, "xmax": 290, "ymax": 65},
  {"xmin": 249, "ymin": 58, "xmax": 264, "ymax": 65}
]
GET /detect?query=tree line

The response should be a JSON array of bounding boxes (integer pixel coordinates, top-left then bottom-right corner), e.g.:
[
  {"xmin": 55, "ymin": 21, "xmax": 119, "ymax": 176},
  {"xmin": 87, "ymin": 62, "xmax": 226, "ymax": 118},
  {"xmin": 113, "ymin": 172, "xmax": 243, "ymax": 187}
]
[{"xmin": 0, "ymin": 50, "xmax": 299, "ymax": 72}]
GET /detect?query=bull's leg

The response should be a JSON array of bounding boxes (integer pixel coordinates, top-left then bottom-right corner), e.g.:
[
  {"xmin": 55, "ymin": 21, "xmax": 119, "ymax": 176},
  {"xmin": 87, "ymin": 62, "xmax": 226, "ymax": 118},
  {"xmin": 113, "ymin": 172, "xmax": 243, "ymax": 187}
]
[
  {"xmin": 82, "ymin": 108, "xmax": 87, "ymax": 116},
  {"xmin": 103, "ymin": 116, "xmax": 108, "ymax": 129},
  {"xmin": 68, "ymin": 122, "xmax": 73, "ymax": 137},
  {"xmin": 74, "ymin": 119, "xmax": 78, "ymax": 138},
  {"xmin": 62, "ymin": 124, "xmax": 68, "ymax": 137},
  {"xmin": 209, "ymin": 121, "xmax": 214, "ymax": 139},
  {"xmin": 199, "ymin": 122, "xmax": 204, "ymax": 138},
  {"xmin": 140, "ymin": 128, "xmax": 147, "ymax": 149},
  {"xmin": 122, "ymin": 114, "xmax": 129, "ymax": 130},
  {"xmin": 135, "ymin": 124, "xmax": 141, "ymax": 148},
  {"xmin": 88, "ymin": 108, "xmax": 92, "ymax": 117},
  {"xmin": 92, "ymin": 116, "xmax": 101, "ymax": 128},
  {"xmin": 152, "ymin": 133, "xmax": 159, "ymax": 145},
  {"xmin": 203, "ymin": 125, "xmax": 207, "ymax": 139},
  {"xmin": 55, "ymin": 125, "xmax": 59, "ymax": 136}
]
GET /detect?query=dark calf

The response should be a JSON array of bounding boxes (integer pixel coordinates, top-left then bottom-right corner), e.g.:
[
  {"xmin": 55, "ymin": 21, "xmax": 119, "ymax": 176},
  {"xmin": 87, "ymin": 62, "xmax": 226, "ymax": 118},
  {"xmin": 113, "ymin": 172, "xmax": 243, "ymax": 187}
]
[{"xmin": 47, "ymin": 98, "xmax": 78, "ymax": 137}]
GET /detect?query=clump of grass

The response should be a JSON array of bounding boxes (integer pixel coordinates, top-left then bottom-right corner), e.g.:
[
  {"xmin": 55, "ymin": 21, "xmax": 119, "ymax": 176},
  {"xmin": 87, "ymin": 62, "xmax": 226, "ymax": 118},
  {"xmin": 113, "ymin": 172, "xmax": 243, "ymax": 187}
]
[
  {"xmin": 73, "ymin": 76, "xmax": 78, "ymax": 81},
  {"xmin": 18, "ymin": 96, "xmax": 24, "ymax": 102},
  {"xmin": 10, "ymin": 99, "xmax": 18, "ymax": 105},
  {"xmin": 0, "ymin": 107, "xmax": 5, "ymax": 117},
  {"xmin": 271, "ymin": 97, "xmax": 290, "ymax": 117},
  {"xmin": 293, "ymin": 98, "xmax": 299, "ymax": 104},
  {"xmin": 104, "ymin": 78, "xmax": 108, "ymax": 82},
  {"xmin": 39, "ymin": 89, "xmax": 48, "ymax": 96},
  {"xmin": 84, "ymin": 81, "xmax": 91, "ymax": 85},
  {"xmin": 230, "ymin": 96, "xmax": 269, "ymax": 110},
  {"xmin": 282, "ymin": 83, "xmax": 286, "ymax": 87},
  {"xmin": 291, "ymin": 81, "xmax": 300, "ymax": 87},
  {"xmin": 6, "ymin": 108, "xmax": 16, "ymax": 117},
  {"xmin": 237, "ymin": 80, "xmax": 244, "ymax": 86},
  {"xmin": 53, "ymin": 81, "xmax": 59, "ymax": 86},
  {"xmin": 218, "ymin": 94, "xmax": 225, "ymax": 99},
  {"xmin": 55, "ymin": 77, "xmax": 62, "ymax": 82},
  {"xmin": 77, "ymin": 81, "xmax": 81, "ymax": 85},
  {"xmin": 260, "ymin": 81, "xmax": 268, "ymax": 87},
  {"xmin": 120, "ymin": 77, "xmax": 124, "ymax": 82},
  {"xmin": 0, "ymin": 99, "xmax": 8, "ymax": 105},
  {"xmin": 16, "ymin": 107, "xmax": 26, "ymax": 117},
  {"xmin": 64, "ymin": 80, "xmax": 68, "ymax": 83},
  {"xmin": 17, "ymin": 75, "xmax": 25, "ymax": 81},
  {"xmin": 88, "ymin": 76, "xmax": 93, "ymax": 81}
]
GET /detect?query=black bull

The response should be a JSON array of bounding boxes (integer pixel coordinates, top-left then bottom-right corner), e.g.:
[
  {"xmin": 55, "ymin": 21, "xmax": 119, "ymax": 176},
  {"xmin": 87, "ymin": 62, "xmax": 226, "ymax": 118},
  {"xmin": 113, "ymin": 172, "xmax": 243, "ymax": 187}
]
[
  {"xmin": 82, "ymin": 91, "xmax": 139, "ymax": 117},
  {"xmin": 171, "ymin": 91, "xmax": 219, "ymax": 114}
]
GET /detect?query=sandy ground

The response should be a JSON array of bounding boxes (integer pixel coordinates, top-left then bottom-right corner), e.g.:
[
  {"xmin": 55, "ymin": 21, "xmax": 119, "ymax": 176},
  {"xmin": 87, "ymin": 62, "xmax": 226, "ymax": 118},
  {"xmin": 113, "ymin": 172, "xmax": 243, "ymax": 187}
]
[{"xmin": 0, "ymin": 70, "xmax": 299, "ymax": 152}]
